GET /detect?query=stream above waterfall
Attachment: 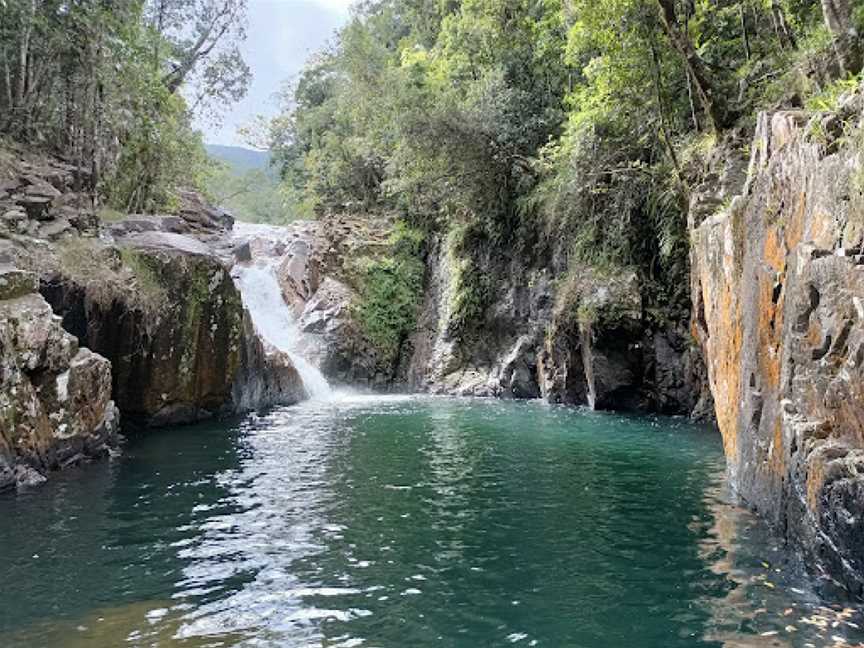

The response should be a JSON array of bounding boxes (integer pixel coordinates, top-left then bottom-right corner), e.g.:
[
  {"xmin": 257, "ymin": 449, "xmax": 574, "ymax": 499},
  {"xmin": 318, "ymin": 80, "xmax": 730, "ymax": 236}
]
[{"xmin": 2, "ymin": 397, "xmax": 862, "ymax": 648}]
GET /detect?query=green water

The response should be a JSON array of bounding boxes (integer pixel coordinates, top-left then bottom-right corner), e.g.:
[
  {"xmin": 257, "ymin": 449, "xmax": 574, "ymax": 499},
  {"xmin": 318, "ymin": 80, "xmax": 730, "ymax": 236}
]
[{"xmin": 1, "ymin": 396, "xmax": 862, "ymax": 647}]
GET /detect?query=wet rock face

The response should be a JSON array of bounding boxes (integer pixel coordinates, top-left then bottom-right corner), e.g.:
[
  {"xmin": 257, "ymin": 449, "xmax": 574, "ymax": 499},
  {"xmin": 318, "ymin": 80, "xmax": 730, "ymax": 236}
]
[
  {"xmin": 44, "ymin": 234, "xmax": 245, "ymax": 426},
  {"xmin": 233, "ymin": 217, "xmax": 399, "ymax": 388},
  {"xmin": 299, "ymin": 278, "xmax": 386, "ymax": 387},
  {"xmin": 692, "ymin": 102, "xmax": 864, "ymax": 596},
  {"xmin": 232, "ymin": 313, "xmax": 306, "ymax": 413},
  {"xmin": 0, "ymin": 268, "xmax": 118, "ymax": 491},
  {"xmin": 408, "ymin": 242, "xmax": 709, "ymax": 415}
]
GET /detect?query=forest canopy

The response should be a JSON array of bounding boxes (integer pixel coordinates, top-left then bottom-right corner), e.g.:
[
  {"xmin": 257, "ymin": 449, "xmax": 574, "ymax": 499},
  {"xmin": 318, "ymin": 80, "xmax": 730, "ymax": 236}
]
[
  {"xmin": 0, "ymin": 0, "xmax": 249, "ymax": 212},
  {"xmin": 266, "ymin": 0, "xmax": 861, "ymax": 323}
]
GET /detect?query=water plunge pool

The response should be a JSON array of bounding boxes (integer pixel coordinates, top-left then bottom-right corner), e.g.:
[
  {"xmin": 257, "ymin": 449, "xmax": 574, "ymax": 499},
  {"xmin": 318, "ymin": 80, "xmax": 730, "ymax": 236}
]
[{"xmin": 1, "ymin": 397, "xmax": 862, "ymax": 647}]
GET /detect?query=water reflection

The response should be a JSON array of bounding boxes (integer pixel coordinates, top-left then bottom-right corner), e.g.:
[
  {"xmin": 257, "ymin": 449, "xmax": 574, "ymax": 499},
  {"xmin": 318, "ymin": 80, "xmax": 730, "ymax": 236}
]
[
  {"xmin": 172, "ymin": 406, "xmax": 348, "ymax": 643},
  {"xmin": 1, "ymin": 397, "xmax": 863, "ymax": 648},
  {"xmin": 698, "ymin": 478, "xmax": 864, "ymax": 648}
]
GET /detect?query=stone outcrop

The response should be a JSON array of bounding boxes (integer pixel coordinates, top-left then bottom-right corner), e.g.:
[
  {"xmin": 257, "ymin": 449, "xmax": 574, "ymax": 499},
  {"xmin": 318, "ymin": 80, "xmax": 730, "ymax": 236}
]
[
  {"xmin": 407, "ymin": 238, "xmax": 710, "ymax": 415},
  {"xmin": 0, "ymin": 267, "xmax": 118, "ymax": 491},
  {"xmin": 233, "ymin": 217, "xmax": 397, "ymax": 388},
  {"xmin": 0, "ymin": 146, "xmax": 308, "ymax": 490},
  {"xmin": 0, "ymin": 148, "xmax": 98, "ymax": 241},
  {"xmin": 691, "ymin": 95, "xmax": 864, "ymax": 596},
  {"xmin": 42, "ymin": 232, "xmax": 246, "ymax": 426}
]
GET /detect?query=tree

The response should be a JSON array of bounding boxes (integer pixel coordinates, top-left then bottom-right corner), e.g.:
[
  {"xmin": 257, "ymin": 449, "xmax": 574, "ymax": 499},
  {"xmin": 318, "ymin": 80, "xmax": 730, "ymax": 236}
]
[
  {"xmin": 0, "ymin": 0, "xmax": 248, "ymax": 213},
  {"xmin": 820, "ymin": 0, "xmax": 862, "ymax": 75},
  {"xmin": 653, "ymin": 0, "xmax": 731, "ymax": 131},
  {"xmin": 146, "ymin": 0, "xmax": 250, "ymax": 118}
]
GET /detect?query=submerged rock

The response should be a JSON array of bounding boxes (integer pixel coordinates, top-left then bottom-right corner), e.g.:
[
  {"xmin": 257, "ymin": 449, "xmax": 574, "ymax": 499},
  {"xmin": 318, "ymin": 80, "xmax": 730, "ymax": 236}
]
[{"xmin": 691, "ymin": 104, "xmax": 864, "ymax": 596}]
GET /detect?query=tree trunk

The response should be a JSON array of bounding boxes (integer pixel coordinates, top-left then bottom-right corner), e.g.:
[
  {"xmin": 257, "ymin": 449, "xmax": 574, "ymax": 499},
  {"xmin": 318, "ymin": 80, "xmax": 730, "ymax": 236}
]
[
  {"xmin": 648, "ymin": 40, "xmax": 684, "ymax": 185},
  {"xmin": 16, "ymin": 0, "xmax": 36, "ymax": 121},
  {"xmin": 821, "ymin": 0, "xmax": 862, "ymax": 76},
  {"xmin": 770, "ymin": 1, "xmax": 797, "ymax": 50},
  {"xmin": 654, "ymin": 0, "xmax": 729, "ymax": 132},
  {"xmin": 740, "ymin": 3, "xmax": 751, "ymax": 62}
]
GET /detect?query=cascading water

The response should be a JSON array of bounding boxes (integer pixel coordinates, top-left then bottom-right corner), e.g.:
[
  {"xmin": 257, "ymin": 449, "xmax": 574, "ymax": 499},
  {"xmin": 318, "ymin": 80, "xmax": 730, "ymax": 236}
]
[{"xmin": 233, "ymin": 263, "xmax": 333, "ymax": 401}]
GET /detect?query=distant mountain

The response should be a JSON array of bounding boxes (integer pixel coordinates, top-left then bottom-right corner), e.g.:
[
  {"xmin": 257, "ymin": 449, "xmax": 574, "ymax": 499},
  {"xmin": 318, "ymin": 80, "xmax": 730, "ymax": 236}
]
[{"xmin": 205, "ymin": 144, "xmax": 272, "ymax": 174}]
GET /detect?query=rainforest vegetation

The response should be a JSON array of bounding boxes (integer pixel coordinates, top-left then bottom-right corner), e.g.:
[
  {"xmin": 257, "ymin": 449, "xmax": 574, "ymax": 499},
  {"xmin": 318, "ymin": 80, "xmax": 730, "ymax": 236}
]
[
  {"xmin": 0, "ymin": 0, "xmax": 249, "ymax": 213},
  {"xmin": 1, "ymin": 0, "xmax": 862, "ymax": 335},
  {"xmin": 267, "ymin": 0, "xmax": 862, "ymax": 332}
]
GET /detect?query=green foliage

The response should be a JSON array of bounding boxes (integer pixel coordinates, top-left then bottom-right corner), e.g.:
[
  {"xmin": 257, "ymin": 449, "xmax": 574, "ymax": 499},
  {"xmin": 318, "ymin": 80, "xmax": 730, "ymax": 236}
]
[
  {"xmin": 117, "ymin": 248, "xmax": 169, "ymax": 311},
  {"xmin": 269, "ymin": 0, "xmax": 856, "ymax": 331},
  {"xmin": 355, "ymin": 222, "xmax": 426, "ymax": 366},
  {"xmin": 0, "ymin": 0, "xmax": 248, "ymax": 214},
  {"xmin": 270, "ymin": 0, "xmax": 569, "ymax": 229},
  {"xmin": 55, "ymin": 238, "xmax": 166, "ymax": 314},
  {"xmin": 445, "ymin": 222, "xmax": 494, "ymax": 334},
  {"xmin": 107, "ymin": 88, "xmax": 211, "ymax": 213},
  {"xmin": 804, "ymin": 73, "xmax": 862, "ymax": 111},
  {"xmin": 203, "ymin": 163, "xmax": 293, "ymax": 224}
]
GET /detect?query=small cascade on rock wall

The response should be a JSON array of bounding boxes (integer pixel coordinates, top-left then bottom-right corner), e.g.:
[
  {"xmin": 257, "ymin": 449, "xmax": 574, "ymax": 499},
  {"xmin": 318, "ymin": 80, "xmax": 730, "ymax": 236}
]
[
  {"xmin": 580, "ymin": 320, "xmax": 597, "ymax": 410},
  {"xmin": 233, "ymin": 264, "xmax": 333, "ymax": 401}
]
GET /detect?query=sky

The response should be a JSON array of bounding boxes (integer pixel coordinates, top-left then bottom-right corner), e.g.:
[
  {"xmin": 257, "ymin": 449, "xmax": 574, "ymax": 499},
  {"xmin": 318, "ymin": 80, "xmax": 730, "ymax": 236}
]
[{"xmin": 199, "ymin": 0, "xmax": 354, "ymax": 147}]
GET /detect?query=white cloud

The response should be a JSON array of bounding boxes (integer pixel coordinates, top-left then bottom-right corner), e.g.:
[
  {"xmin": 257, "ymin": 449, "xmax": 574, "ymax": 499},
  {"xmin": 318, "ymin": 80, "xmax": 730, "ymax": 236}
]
[{"xmin": 200, "ymin": 0, "xmax": 352, "ymax": 146}]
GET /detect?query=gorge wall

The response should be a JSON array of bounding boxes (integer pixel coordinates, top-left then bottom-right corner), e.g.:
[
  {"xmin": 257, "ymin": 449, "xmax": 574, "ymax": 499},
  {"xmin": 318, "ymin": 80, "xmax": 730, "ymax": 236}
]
[
  {"xmin": 0, "ymin": 266, "xmax": 118, "ymax": 490},
  {"xmin": 257, "ymin": 215, "xmax": 713, "ymax": 418},
  {"xmin": 692, "ymin": 95, "xmax": 864, "ymax": 597},
  {"xmin": 406, "ymin": 240, "xmax": 712, "ymax": 417},
  {"xmin": 0, "ymin": 151, "xmax": 307, "ymax": 488}
]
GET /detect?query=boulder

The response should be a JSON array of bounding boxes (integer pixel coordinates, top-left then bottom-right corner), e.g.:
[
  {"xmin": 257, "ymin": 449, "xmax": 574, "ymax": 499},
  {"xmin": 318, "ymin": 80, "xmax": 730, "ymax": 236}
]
[
  {"xmin": 0, "ymin": 287, "xmax": 118, "ymax": 491},
  {"xmin": 39, "ymin": 218, "xmax": 73, "ymax": 241},
  {"xmin": 176, "ymin": 189, "xmax": 234, "ymax": 231},
  {"xmin": 0, "ymin": 266, "xmax": 37, "ymax": 300},
  {"xmin": 108, "ymin": 215, "xmax": 191, "ymax": 237},
  {"xmin": 277, "ymin": 239, "xmax": 318, "ymax": 315},
  {"xmin": 23, "ymin": 181, "xmax": 61, "ymax": 200},
  {"xmin": 299, "ymin": 278, "xmax": 387, "ymax": 386},
  {"xmin": 234, "ymin": 241, "xmax": 252, "ymax": 263},
  {"xmin": 16, "ymin": 195, "xmax": 52, "ymax": 220}
]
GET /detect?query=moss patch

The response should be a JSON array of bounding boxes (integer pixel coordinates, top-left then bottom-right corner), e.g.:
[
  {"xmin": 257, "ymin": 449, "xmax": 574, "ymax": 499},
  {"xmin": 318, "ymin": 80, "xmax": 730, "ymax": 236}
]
[{"xmin": 355, "ymin": 221, "xmax": 425, "ymax": 366}]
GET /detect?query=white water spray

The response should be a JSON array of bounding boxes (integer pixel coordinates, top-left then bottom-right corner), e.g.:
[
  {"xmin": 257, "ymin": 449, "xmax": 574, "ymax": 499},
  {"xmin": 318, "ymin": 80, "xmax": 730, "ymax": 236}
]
[{"xmin": 233, "ymin": 264, "xmax": 333, "ymax": 401}]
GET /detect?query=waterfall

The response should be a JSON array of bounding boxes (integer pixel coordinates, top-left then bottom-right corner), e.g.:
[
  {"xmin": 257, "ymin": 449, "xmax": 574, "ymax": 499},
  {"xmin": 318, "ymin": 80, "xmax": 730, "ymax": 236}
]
[
  {"xmin": 233, "ymin": 264, "xmax": 333, "ymax": 401},
  {"xmin": 579, "ymin": 320, "xmax": 596, "ymax": 411}
]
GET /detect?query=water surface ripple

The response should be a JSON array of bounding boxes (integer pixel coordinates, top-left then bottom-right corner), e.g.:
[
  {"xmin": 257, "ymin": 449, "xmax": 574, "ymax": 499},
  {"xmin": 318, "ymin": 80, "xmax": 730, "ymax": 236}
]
[{"xmin": 1, "ymin": 397, "xmax": 862, "ymax": 647}]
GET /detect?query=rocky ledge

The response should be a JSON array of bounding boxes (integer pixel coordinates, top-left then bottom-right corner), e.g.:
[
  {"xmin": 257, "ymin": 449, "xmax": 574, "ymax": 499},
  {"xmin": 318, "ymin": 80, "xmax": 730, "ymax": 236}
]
[
  {"xmin": 0, "ymin": 149, "xmax": 306, "ymax": 490},
  {"xmin": 0, "ymin": 267, "xmax": 118, "ymax": 491},
  {"xmin": 691, "ymin": 94, "xmax": 864, "ymax": 597}
]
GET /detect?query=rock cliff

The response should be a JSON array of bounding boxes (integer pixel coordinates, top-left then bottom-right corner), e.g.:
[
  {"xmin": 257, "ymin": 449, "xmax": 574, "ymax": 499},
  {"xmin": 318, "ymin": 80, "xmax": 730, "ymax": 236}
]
[
  {"xmin": 692, "ymin": 94, "xmax": 864, "ymax": 597},
  {"xmin": 41, "ymin": 232, "xmax": 247, "ymax": 425},
  {"xmin": 1, "ymin": 150, "xmax": 306, "ymax": 439},
  {"xmin": 0, "ymin": 267, "xmax": 118, "ymax": 491},
  {"xmin": 407, "ymin": 237, "xmax": 712, "ymax": 416}
]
